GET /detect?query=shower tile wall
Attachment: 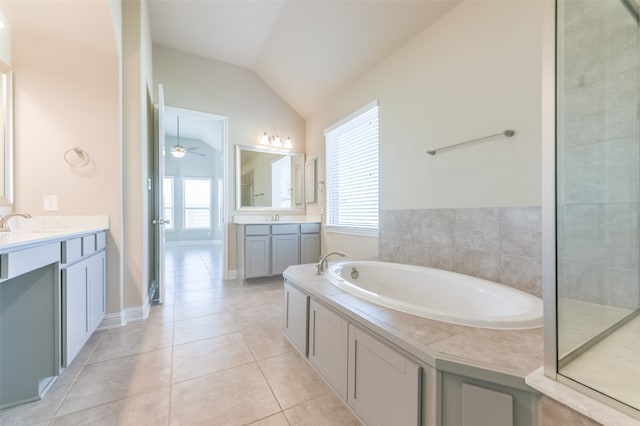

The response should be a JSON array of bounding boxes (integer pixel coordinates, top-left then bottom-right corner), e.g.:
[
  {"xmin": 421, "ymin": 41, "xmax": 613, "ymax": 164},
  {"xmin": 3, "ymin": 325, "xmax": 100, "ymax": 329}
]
[
  {"xmin": 557, "ymin": 0, "xmax": 640, "ymax": 310},
  {"xmin": 379, "ymin": 207, "xmax": 542, "ymax": 297}
]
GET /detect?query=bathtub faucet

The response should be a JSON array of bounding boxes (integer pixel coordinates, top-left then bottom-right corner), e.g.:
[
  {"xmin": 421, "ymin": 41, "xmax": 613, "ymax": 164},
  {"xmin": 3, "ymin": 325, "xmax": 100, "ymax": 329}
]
[{"xmin": 316, "ymin": 251, "xmax": 346, "ymax": 275}]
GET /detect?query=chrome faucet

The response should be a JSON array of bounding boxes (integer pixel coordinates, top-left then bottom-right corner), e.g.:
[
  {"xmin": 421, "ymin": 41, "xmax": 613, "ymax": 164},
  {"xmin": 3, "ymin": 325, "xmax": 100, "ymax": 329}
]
[
  {"xmin": 0, "ymin": 212, "xmax": 32, "ymax": 232},
  {"xmin": 316, "ymin": 251, "xmax": 346, "ymax": 274}
]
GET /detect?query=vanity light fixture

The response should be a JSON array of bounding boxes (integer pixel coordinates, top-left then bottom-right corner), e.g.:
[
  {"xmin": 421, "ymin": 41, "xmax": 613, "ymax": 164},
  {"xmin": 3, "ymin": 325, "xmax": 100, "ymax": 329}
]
[{"xmin": 260, "ymin": 132, "xmax": 293, "ymax": 149}]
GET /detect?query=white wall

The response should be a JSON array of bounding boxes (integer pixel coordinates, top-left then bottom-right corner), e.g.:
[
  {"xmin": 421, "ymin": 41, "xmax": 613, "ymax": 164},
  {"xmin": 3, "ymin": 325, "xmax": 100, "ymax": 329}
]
[
  {"xmin": 306, "ymin": 0, "xmax": 546, "ymax": 258},
  {"xmin": 11, "ymin": 24, "xmax": 121, "ymax": 314},
  {"xmin": 153, "ymin": 45, "xmax": 306, "ymax": 271}
]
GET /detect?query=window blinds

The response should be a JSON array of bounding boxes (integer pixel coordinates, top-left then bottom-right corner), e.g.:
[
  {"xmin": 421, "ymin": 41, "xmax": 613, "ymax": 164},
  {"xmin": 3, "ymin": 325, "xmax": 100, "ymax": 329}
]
[{"xmin": 325, "ymin": 104, "xmax": 379, "ymax": 231}]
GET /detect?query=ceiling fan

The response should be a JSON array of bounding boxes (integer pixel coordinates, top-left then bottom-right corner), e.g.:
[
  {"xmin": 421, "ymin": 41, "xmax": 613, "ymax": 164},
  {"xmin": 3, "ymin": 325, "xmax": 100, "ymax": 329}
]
[{"xmin": 168, "ymin": 116, "xmax": 206, "ymax": 158}]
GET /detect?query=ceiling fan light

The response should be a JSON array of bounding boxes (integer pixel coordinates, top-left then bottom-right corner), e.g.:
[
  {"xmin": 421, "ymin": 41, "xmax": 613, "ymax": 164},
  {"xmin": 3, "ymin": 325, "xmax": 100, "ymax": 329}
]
[
  {"xmin": 171, "ymin": 149, "xmax": 186, "ymax": 158},
  {"xmin": 284, "ymin": 137, "xmax": 293, "ymax": 149}
]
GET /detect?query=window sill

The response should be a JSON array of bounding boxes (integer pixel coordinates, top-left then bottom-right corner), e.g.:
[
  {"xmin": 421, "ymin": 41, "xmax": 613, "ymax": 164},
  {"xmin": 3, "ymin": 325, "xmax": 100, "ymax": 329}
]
[{"xmin": 324, "ymin": 225, "xmax": 378, "ymax": 238}]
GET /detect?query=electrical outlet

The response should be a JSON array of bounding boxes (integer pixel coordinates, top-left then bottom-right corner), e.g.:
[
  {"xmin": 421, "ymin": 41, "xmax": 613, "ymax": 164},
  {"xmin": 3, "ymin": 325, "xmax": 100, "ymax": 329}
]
[{"xmin": 43, "ymin": 195, "xmax": 58, "ymax": 211}]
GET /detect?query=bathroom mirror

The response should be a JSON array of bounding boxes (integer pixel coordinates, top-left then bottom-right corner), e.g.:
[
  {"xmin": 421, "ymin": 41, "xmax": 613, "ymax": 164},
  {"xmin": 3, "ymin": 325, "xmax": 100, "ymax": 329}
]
[
  {"xmin": 235, "ymin": 145, "xmax": 305, "ymax": 211},
  {"xmin": 0, "ymin": 60, "xmax": 12, "ymax": 204}
]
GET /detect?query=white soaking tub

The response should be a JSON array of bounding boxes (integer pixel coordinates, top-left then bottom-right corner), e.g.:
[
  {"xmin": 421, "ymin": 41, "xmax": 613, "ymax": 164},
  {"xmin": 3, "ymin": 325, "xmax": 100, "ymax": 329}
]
[{"xmin": 326, "ymin": 261, "xmax": 542, "ymax": 330}]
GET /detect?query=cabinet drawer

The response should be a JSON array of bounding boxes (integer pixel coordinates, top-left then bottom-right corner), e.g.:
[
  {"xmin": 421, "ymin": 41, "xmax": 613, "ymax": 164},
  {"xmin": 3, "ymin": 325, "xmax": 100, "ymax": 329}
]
[
  {"xmin": 0, "ymin": 243, "xmax": 60, "ymax": 280},
  {"xmin": 61, "ymin": 238, "xmax": 83, "ymax": 264},
  {"xmin": 301, "ymin": 223, "xmax": 320, "ymax": 234},
  {"xmin": 82, "ymin": 235, "xmax": 96, "ymax": 256},
  {"xmin": 272, "ymin": 224, "xmax": 299, "ymax": 234},
  {"xmin": 246, "ymin": 224, "xmax": 270, "ymax": 236},
  {"xmin": 96, "ymin": 232, "xmax": 106, "ymax": 251}
]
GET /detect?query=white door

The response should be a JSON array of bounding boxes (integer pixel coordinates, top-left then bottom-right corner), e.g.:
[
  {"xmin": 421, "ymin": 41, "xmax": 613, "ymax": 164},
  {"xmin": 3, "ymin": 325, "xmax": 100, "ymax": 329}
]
[{"xmin": 154, "ymin": 84, "xmax": 168, "ymax": 304}]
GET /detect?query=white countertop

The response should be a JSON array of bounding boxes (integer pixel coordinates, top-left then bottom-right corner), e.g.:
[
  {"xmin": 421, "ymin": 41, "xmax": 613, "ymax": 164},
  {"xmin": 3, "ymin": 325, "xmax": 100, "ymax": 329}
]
[
  {"xmin": 0, "ymin": 215, "xmax": 109, "ymax": 252},
  {"xmin": 233, "ymin": 215, "xmax": 321, "ymax": 224}
]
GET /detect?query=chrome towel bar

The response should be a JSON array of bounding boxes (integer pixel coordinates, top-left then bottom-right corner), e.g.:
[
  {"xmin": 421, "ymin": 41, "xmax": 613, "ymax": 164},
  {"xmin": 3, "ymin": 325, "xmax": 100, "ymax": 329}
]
[{"xmin": 426, "ymin": 130, "xmax": 515, "ymax": 156}]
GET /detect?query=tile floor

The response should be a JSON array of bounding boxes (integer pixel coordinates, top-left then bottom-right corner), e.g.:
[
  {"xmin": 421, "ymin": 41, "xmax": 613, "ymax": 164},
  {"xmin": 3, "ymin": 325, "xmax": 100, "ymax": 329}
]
[{"xmin": 1, "ymin": 244, "xmax": 362, "ymax": 425}]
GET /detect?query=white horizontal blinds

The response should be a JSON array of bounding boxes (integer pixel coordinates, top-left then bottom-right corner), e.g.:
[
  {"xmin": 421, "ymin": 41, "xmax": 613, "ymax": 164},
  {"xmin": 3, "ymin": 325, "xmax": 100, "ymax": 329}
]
[
  {"xmin": 184, "ymin": 177, "xmax": 211, "ymax": 229},
  {"xmin": 326, "ymin": 104, "xmax": 379, "ymax": 229}
]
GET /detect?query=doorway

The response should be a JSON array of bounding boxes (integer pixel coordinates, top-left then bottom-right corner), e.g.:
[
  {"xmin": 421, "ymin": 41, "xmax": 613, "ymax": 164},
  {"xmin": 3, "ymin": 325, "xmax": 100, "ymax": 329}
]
[{"xmin": 152, "ymin": 104, "xmax": 228, "ymax": 304}]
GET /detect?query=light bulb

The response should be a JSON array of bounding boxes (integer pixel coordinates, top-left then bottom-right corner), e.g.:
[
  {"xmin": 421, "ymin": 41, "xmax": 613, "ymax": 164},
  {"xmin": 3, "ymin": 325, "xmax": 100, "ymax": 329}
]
[
  {"xmin": 273, "ymin": 135, "xmax": 282, "ymax": 147},
  {"xmin": 284, "ymin": 137, "xmax": 293, "ymax": 149},
  {"xmin": 260, "ymin": 132, "xmax": 270, "ymax": 145}
]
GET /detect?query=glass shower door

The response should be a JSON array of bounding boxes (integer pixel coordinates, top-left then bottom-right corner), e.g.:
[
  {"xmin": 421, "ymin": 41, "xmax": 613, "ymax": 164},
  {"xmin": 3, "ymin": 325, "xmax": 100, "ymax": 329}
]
[{"xmin": 556, "ymin": 0, "xmax": 640, "ymax": 414}]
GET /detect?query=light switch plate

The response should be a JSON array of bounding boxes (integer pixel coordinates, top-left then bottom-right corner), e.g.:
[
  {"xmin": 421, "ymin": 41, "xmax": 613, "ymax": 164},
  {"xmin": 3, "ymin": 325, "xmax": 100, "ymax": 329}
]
[{"xmin": 43, "ymin": 195, "xmax": 58, "ymax": 211}]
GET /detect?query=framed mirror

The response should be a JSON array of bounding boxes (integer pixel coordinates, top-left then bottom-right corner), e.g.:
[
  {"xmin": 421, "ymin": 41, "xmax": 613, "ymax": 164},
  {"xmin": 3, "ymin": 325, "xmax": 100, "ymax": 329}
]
[
  {"xmin": 0, "ymin": 60, "xmax": 12, "ymax": 204},
  {"xmin": 235, "ymin": 145, "xmax": 305, "ymax": 211}
]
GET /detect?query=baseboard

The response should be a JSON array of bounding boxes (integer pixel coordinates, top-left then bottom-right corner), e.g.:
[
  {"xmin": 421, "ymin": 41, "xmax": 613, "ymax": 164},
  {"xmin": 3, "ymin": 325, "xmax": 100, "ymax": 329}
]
[
  {"xmin": 124, "ymin": 302, "xmax": 151, "ymax": 323},
  {"xmin": 225, "ymin": 269, "xmax": 237, "ymax": 280},
  {"xmin": 97, "ymin": 312, "xmax": 125, "ymax": 330}
]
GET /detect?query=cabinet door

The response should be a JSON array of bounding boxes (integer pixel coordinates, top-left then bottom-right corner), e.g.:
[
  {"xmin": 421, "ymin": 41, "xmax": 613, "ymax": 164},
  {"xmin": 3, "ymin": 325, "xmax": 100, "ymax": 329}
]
[
  {"xmin": 272, "ymin": 234, "xmax": 299, "ymax": 275},
  {"xmin": 309, "ymin": 299, "xmax": 348, "ymax": 400},
  {"xmin": 87, "ymin": 251, "xmax": 106, "ymax": 334},
  {"xmin": 62, "ymin": 260, "xmax": 89, "ymax": 367},
  {"xmin": 245, "ymin": 235, "xmax": 270, "ymax": 278},
  {"xmin": 348, "ymin": 324, "xmax": 421, "ymax": 426},
  {"xmin": 283, "ymin": 282, "xmax": 309, "ymax": 356},
  {"xmin": 300, "ymin": 233, "xmax": 320, "ymax": 265},
  {"xmin": 441, "ymin": 373, "xmax": 530, "ymax": 426}
]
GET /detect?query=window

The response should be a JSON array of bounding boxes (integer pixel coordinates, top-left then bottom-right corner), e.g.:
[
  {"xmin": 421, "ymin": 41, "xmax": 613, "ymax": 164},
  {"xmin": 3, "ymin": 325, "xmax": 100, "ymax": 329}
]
[
  {"xmin": 183, "ymin": 178, "xmax": 211, "ymax": 229},
  {"xmin": 271, "ymin": 156, "xmax": 292, "ymax": 208},
  {"xmin": 325, "ymin": 101, "xmax": 379, "ymax": 235},
  {"xmin": 163, "ymin": 177, "xmax": 174, "ymax": 230}
]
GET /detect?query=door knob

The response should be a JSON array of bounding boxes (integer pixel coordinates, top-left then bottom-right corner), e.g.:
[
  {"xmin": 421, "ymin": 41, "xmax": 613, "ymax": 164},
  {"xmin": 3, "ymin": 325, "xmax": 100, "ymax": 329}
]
[{"xmin": 152, "ymin": 219, "xmax": 170, "ymax": 225}]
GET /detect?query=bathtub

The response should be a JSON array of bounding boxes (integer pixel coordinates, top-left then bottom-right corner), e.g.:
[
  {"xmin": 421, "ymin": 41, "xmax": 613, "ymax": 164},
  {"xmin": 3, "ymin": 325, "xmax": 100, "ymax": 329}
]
[{"xmin": 325, "ymin": 261, "xmax": 543, "ymax": 330}]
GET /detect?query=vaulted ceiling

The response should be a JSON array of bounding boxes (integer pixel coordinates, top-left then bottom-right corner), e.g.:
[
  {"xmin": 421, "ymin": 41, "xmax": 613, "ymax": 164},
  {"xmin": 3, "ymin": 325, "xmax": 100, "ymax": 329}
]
[{"xmin": 147, "ymin": 0, "xmax": 460, "ymax": 119}]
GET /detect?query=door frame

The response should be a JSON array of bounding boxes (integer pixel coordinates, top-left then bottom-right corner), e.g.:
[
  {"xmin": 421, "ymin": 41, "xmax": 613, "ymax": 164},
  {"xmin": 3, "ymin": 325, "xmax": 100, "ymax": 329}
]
[{"xmin": 154, "ymin": 105, "xmax": 230, "ymax": 294}]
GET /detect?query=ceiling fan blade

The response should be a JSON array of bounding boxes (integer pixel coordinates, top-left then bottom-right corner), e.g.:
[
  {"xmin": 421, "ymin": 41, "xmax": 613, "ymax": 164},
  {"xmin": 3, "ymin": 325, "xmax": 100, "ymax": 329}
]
[
  {"xmin": 185, "ymin": 146, "xmax": 201, "ymax": 151},
  {"xmin": 189, "ymin": 151, "xmax": 206, "ymax": 157}
]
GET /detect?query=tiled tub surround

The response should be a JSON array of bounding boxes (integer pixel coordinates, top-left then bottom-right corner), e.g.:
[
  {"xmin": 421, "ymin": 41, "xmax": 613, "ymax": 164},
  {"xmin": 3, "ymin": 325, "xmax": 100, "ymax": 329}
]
[
  {"xmin": 379, "ymin": 206, "xmax": 543, "ymax": 297},
  {"xmin": 284, "ymin": 264, "xmax": 544, "ymax": 425}
]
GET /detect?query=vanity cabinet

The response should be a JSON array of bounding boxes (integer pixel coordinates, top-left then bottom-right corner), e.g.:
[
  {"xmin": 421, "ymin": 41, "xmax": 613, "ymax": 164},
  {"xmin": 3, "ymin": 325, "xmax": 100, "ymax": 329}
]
[
  {"xmin": 245, "ymin": 225, "xmax": 271, "ymax": 279},
  {"xmin": 309, "ymin": 299, "xmax": 348, "ymax": 399},
  {"xmin": 283, "ymin": 281, "xmax": 309, "ymax": 356},
  {"xmin": 0, "ymin": 243, "xmax": 60, "ymax": 409},
  {"xmin": 238, "ymin": 222, "xmax": 320, "ymax": 279},
  {"xmin": 271, "ymin": 224, "xmax": 299, "ymax": 275},
  {"xmin": 300, "ymin": 223, "xmax": 321, "ymax": 264},
  {"xmin": 61, "ymin": 232, "xmax": 106, "ymax": 367}
]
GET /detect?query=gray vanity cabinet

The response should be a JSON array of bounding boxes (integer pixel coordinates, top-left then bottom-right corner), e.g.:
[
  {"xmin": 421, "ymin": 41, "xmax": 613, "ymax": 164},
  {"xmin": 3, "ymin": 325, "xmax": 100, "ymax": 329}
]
[
  {"xmin": 62, "ymin": 259, "xmax": 89, "ymax": 366},
  {"xmin": 283, "ymin": 281, "xmax": 309, "ymax": 356},
  {"xmin": 271, "ymin": 224, "xmax": 299, "ymax": 275},
  {"xmin": 87, "ymin": 251, "xmax": 106, "ymax": 332},
  {"xmin": 244, "ymin": 224, "xmax": 270, "ymax": 279},
  {"xmin": 61, "ymin": 232, "xmax": 106, "ymax": 367},
  {"xmin": 348, "ymin": 324, "xmax": 422, "ymax": 426},
  {"xmin": 239, "ymin": 222, "xmax": 320, "ymax": 279},
  {"xmin": 300, "ymin": 223, "xmax": 321, "ymax": 264},
  {"xmin": 309, "ymin": 299, "xmax": 348, "ymax": 399}
]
